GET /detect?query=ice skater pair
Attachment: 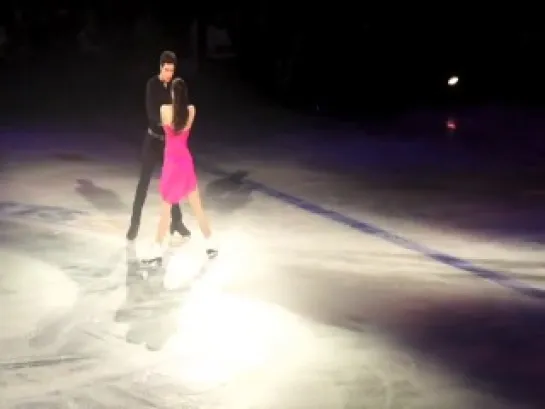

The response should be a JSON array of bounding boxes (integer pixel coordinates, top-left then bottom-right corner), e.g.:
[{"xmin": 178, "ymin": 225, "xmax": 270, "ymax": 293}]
[{"xmin": 127, "ymin": 51, "xmax": 217, "ymax": 263}]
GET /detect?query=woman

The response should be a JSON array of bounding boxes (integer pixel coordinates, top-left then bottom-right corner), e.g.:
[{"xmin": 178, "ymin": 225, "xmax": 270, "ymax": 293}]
[{"xmin": 148, "ymin": 77, "xmax": 217, "ymax": 262}]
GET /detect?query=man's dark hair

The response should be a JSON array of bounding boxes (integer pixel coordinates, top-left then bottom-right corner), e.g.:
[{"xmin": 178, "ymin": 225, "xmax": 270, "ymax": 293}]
[{"xmin": 159, "ymin": 51, "xmax": 177, "ymax": 67}]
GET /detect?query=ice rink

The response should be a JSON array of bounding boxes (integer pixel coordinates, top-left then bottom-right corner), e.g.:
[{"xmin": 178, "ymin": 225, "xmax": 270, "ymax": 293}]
[{"xmin": 2, "ymin": 72, "xmax": 545, "ymax": 408}]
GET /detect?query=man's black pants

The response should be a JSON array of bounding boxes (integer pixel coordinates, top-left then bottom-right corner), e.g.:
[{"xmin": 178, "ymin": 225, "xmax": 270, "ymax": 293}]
[{"xmin": 128, "ymin": 134, "xmax": 182, "ymax": 229}]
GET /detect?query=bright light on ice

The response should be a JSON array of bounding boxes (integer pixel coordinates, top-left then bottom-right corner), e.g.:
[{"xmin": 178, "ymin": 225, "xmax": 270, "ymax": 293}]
[{"xmin": 165, "ymin": 293, "xmax": 314, "ymax": 386}]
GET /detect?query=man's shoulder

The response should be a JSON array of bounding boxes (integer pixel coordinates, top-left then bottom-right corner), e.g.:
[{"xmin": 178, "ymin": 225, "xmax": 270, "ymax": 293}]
[{"xmin": 146, "ymin": 75, "xmax": 159, "ymax": 87}]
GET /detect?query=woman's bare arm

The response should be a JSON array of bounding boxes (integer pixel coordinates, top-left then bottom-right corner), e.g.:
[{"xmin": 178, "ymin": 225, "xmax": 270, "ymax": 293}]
[
  {"xmin": 183, "ymin": 105, "xmax": 196, "ymax": 131},
  {"xmin": 160, "ymin": 104, "xmax": 172, "ymax": 126}
]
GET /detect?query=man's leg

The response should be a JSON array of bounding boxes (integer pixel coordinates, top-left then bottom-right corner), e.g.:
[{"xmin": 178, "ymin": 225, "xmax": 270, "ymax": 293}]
[
  {"xmin": 126, "ymin": 136, "xmax": 158, "ymax": 240},
  {"xmin": 170, "ymin": 203, "xmax": 190, "ymax": 237}
]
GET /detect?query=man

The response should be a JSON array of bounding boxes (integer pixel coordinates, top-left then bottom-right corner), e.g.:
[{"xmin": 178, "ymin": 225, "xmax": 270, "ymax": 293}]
[{"xmin": 126, "ymin": 51, "xmax": 190, "ymax": 241}]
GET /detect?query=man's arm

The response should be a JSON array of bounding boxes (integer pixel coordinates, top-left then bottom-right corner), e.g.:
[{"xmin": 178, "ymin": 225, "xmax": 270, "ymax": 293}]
[{"xmin": 145, "ymin": 79, "xmax": 161, "ymax": 127}]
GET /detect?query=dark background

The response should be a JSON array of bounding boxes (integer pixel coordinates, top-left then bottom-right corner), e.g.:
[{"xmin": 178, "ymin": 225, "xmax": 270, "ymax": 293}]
[{"xmin": 1, "ymin": 4, "xmax": 545, "ymax": 138}]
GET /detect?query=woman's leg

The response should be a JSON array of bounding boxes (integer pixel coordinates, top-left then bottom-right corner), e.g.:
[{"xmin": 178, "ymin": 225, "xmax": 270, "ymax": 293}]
[
  {"xmin": 187, "ymin": 188, "xmax": 211, "ymax": 238},
  {"xmin": 141, "ymin": 200, "xmax": 172, "ymax": 263},
  {"xmin": 187, "ymin": 188, "xmax": 217, "ymax": 257},
  {"xmin": 155, "ymin": 200, "xmax": 172, "ymax": 245}
]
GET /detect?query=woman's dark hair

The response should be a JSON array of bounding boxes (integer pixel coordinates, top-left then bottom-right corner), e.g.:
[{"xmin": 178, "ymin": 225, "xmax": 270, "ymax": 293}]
[{"xmin": 171, "ymin": 77, "xmax": 190, "ymax": 132}]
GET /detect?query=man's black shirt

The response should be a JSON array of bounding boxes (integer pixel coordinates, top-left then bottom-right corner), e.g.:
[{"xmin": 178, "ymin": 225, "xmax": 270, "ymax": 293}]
[{"xmin": 146, "ymin": 76, "xmax": 172, "ymax": 138}]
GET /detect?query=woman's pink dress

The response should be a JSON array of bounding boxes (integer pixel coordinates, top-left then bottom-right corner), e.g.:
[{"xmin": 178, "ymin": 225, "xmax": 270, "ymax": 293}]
[{"xmin": 159, "ymin": 125, "xmax": 197, "ymax": 204}]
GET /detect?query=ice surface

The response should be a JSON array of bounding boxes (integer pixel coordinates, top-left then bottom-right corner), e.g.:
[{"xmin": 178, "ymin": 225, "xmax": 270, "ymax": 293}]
[{"xmin": 2, "ymin": 79, "xmax": 545, "ymax": 408}]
